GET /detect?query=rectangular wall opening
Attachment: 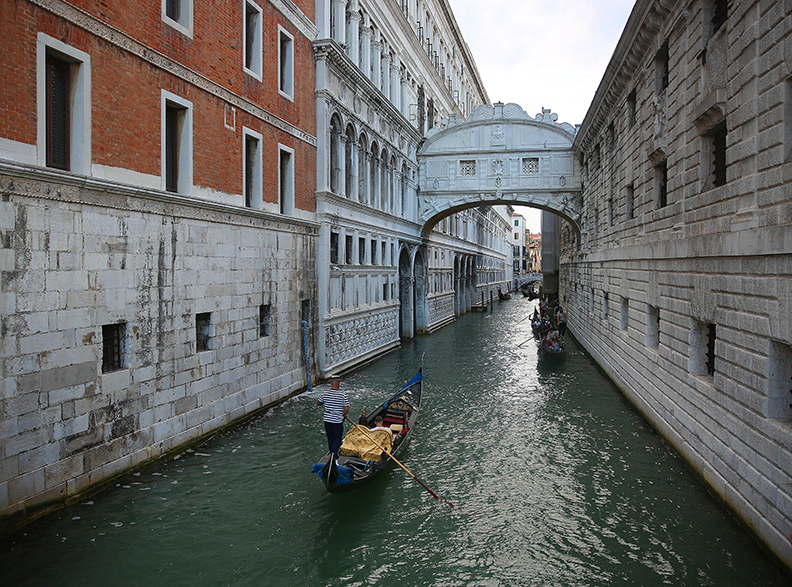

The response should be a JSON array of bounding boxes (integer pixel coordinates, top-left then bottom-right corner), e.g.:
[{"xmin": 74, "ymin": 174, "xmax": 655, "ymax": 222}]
[
  {"xmin": 768, "ymin": 341, "xmax": 792, "ymax": 419},
  {"xmin": 196, "ymin": 312, "xmax": 212, "ymax": 352},
  {"xmin": 102, "ymin": 322, "xmax": 127, "ymax": 373}
]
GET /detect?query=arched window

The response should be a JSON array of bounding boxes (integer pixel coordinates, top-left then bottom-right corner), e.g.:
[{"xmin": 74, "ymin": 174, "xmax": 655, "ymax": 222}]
[
  {"xmin": 358, "ymin": 133, "xmax": 368, "ymax": 205},
  {"xmin": 329, "ymin": 115, "xmax": 342, "ymax": 194}
]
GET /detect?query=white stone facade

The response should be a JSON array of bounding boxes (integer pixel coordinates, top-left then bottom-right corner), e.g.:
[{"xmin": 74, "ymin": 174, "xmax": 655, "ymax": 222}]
[
  {"xmin": 314, "ymin": 0, "xmax": 513, "ymax": 376},
  {"xmin": 0, "ymin": 167, "xmax": 317, "ymax": 523},
  {"xmin": 563, "ymin": 0, "xmax": 792, "ymax": 569}
]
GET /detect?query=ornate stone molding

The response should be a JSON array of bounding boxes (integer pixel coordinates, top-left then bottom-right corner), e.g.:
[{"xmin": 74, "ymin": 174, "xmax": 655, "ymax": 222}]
[
  {"xmin": 31, "ymin": 0, "xmax": 316, "ymax": 147},
  {"xmin": 0, "ymin": 161, "xmax": 319, "ymax": 235}
]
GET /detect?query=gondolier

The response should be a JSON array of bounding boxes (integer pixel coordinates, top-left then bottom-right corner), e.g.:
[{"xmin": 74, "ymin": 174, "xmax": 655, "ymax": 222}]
[{"xmin": 317, "ymin": 375, "xmax": 349, "ymax": 456}]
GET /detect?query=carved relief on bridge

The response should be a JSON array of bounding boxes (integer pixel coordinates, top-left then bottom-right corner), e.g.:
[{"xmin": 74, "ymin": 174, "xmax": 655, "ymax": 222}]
[{"xmin": 416, "ymin": 103, "xmax": 582, "ymax": 232}]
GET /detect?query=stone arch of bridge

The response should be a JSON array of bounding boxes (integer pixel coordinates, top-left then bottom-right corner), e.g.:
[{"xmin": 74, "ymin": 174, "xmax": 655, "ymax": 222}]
[{"xmin": 416, "ymin": 103, "xmax": 582, "ymax": 235}]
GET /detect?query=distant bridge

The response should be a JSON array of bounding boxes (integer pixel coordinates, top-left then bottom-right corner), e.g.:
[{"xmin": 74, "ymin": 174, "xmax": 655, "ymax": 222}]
[{"xmin": 416, "ymin": 103, "xmax": 582, "ymax": 235}]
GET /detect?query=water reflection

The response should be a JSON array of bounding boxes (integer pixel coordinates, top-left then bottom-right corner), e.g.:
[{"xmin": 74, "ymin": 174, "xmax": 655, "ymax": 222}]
[{"xmin": 1, "ymin": 299, "xmax": 791, "ymax": 586}]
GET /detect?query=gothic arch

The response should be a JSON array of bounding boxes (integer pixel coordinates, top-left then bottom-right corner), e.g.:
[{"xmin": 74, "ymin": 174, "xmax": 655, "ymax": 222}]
[{"xmin": 417, "ymin": 103, "xmax": 582, "ymax": 234}]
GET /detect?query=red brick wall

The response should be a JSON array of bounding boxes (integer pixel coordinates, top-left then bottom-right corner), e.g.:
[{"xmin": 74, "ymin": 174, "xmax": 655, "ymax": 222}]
[{"xmin": 0, "ymin": 0, "xmax": 316, "ymax": 212}]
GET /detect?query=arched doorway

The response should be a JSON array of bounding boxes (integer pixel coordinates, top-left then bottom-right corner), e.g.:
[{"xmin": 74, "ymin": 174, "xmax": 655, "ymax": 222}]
[{"xmin": 398, "ymin": 246, "xmax": 413, "ymax": 338}]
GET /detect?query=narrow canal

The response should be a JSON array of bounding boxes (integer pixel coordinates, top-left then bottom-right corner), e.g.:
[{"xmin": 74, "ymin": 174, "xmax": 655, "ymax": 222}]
[{"xmin": 2, "ymin": 299, "xmax": 791, "ymax": 586}]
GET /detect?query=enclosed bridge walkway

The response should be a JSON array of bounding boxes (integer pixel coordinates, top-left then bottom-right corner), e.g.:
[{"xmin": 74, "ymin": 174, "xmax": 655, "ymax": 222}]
[{"xmin": 416, "ymin": 102, "xmax": 582, "ymax": 235}]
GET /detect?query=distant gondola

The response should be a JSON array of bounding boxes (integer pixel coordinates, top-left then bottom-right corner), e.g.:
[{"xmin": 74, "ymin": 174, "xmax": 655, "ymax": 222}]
[
  {"xmin": 312, "ymin": 369, "xmax": 423, "ymax": 493},
  {"xmin": 538, "ymin": 334, "xmax": 566, "ymax": 361}
]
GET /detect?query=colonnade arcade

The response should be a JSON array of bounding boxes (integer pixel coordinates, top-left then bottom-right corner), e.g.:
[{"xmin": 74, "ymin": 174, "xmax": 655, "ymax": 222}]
[{"xmin": 329, "ymin": 114, "xmax": 413, "ymax": 219}]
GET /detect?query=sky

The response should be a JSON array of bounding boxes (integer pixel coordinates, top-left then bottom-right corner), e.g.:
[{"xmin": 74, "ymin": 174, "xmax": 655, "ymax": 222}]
[{"xmin": 448, "ymin": 0, "xmax": 637, "ymax": 232}]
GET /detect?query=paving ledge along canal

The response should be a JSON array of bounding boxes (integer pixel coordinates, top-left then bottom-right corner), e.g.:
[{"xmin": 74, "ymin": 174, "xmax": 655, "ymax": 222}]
[{"xmin": 1, "ymin": 300, "xmax": 791, "ymax": 586}]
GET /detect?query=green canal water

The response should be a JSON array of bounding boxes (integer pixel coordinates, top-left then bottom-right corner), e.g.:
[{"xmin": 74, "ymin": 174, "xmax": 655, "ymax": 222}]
[{"xmin": 2, "ymin": 300, "xmax": 791, "ymax": 586}]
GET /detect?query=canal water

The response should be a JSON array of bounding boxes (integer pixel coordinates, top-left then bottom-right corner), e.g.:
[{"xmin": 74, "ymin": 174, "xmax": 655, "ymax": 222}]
[{"xmin": 2, "ymin": 300, "xmax": 791, "ymax": 587}]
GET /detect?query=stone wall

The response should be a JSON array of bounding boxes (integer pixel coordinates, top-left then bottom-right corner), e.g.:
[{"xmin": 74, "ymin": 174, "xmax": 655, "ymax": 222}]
[
  {"xmin": 563, "ymin": 0, "xmax": 792, "ymax": 569},
  {"xmin": 0, "ymin": 167, "xmax": 318, "ymax": 527}
]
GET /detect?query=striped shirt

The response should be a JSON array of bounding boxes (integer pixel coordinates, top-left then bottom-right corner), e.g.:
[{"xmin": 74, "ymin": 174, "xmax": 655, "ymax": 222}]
[{"xmin": 318, "ymin": 389, "xmax": 349, "ymax": 424}]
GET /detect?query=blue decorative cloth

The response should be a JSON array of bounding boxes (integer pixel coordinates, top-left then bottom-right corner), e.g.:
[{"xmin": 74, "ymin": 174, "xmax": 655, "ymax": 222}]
[{"xmin": 311, "ymin": 462, "xmax": 354, "ymax": 484}]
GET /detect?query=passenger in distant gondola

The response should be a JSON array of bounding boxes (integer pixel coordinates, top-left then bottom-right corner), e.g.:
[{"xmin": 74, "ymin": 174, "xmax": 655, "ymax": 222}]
[
  {"xmin": 317, "ymin": 375, "xmax": 349, "ymax": 456},
  {"xmin": 540, "ymin": 297, "xmax": 548, "ymax": 317}
]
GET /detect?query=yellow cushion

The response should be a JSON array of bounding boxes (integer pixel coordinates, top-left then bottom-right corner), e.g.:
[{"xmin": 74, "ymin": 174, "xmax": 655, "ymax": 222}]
[{"xmin": 389, "ymin": 424, "xmax": 403, "ymax": 433}]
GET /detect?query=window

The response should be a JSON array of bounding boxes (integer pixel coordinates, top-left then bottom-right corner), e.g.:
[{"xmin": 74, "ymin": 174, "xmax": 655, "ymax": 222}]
[
  {"xmin": 603, "ymin": 292, "xmax": 609, "ymax": 320},
  {"xmin": 655, "ymin": 40, "xmax": 669, "ymax": 95},
  {"xmin": 606, "ymin": 198, "xmax": 613, "ymax": 226},
  {"xmin": 620, "ymin": 297, "xmax": 629, "ymax": 331},
  {"xmin": 278, "ymin": 144, "xmax": 295, "ymax": 214},
  {"xmin": 646, "ymin": 305, "xmax": 660, "ymax": 348},
  {"xmin": 625, "ymin": 182, "xmax": 634, "ymax": 220},
  {"xmin": 708, "ymin": 0, "xmax": 728, "ymax": 36},
  {"xmin": 163, "ymin": 0, "xmax": 193, "ymax": 37},
  {"xmin": 383, "ymin": 283, "xmax": 388, "ymax": 301},
  {"xmin": 278, "ymin": 27, "xmax": 294, "ymax": 99},
  {"xmin": 259, "ymin": 304, "xmax": 271, "ymax": 337},
  {"xmin": 785, "ymin": 78, "xmax": 792, "ymax": 162},
  {"xmin": 371, "ymin": 239, "xmax": 378, "ymax": 265},
  {"xmin": 244, "ymin": 0, "xmax": 263, "ymax": 79},
  {"xmin": 359, "ymin": 237, "xmax": 366, "ymax": 265},
  {"xmin": 708, "ymin": 121, "xmax": 727, "ymax": 188},
  {"xmin": 690, "ymin": 320, "xmax": 716, "ymax": 377},
  {"xmin": 767, "ymin": 341, "xmax": 792, "ymax": 418},
  {"xmin": 654, "ymin": 159, "xmax": 668, "ymax": 209},
  {"xmin": 460, "ymin": 160, "xmax": 476, "ymax": 176},
  {"xmin": 196, "ymin": 313, "xmax": 212, "ymax": 352},
  {"xmin": 345, "ymin": 235, "xmax": 353, "ymax": 264},
  {"xmin": 330, "ymin": 231, "xmax": 339, "ymax": 264},
  {"xmin": 102, "ymin": 323, "xmax": 127, "ymax": 373},
  {"xmin": 243, "ymin": 128, "xmax": 262, "ymax": 208},
  {"xmin": 161, "ymin": 91, "xmax": 193, "ymax": 194},
  {"xmin": 627, "ymin": 89, "xmax": 636, "ymax": 128},
  {"xmin": 45, "ymin": 55, "xmax": 70, "ymax": 170},
  {"xmin": 522, "ymin": 158, "xmax": 539, "ymax": 175},
  {"xmin": 37, "ymin": 34, "xmax": 91, "ymax": 174}
]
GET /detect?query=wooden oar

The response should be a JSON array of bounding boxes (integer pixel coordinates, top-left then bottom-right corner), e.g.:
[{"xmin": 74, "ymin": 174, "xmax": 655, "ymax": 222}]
[
  {"xmin": 517, "ymin": 337, "xmax": 534, "ymax": 348},
  {"xmin": 343, "ymin": 414, "xmax": 462, "ymax": 511}
]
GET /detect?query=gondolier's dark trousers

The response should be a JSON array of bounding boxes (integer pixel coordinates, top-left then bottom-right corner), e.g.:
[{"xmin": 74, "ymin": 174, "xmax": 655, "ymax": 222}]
[{"xmin": 324, "ymin": 421, "xmax": 344, "ymax": 455}]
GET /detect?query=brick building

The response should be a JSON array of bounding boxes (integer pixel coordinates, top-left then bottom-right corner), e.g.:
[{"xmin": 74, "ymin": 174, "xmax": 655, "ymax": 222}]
[{"xmin": 0, "ymin": 0, "xmax": 318, "ymax": 529}]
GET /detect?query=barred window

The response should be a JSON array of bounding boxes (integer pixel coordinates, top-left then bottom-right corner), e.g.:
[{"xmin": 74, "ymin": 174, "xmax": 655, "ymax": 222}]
[
  {"xmin": 102, "ymin": 323, "xmax": 126, "ymax": 373},
  {"xmin": 522, "ymin": 158, "xmax": 539, "ymax": 175},
  {"xmin": 196, "ymin": 313, "xmax": 212, "ymax": 352},
  {"xmin": 459, "ymin": 160, "xmax": 476, "ymax": 176},
  {"xmin": 259, "ymin": 304, "xmax": 271, "ymax": 337}
]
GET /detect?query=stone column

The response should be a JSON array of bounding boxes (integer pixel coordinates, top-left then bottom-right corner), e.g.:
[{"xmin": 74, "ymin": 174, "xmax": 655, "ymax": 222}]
[
  {"xmin": 373, "ymin": 154, "xmax": 381, "ymax": 209},
  {"xmin": 360, "ymin": 17, "xmax": 371, "ymax": 79},
  {"xmin": 372, "ymin": 31, "xmax": 381, "ymax": 89},
  {"xmin": 347, "ymin": 0, "xmax": 360, "ymax": 65},
  {"xmin": 390, "ymin": 57, "xmax": 400, "ymax": 107},
  {"xmin": 382, "ymin": 48, "xmax": 392, "ymax": 99},
  {"xmin": 349, "ymin": 136, "xmax": 359, "ymax": 201},
  {"xmin": 339, "ymin": 133, "xmax": 348, "ymax": 197},
  {"xmin": 316, "ymin": 0, "xmax": 331, "ymax": 39},
  {"xmin": 331, "ymin": 0, "xmax": 347, "ymax": 46},
  {"xmin": 359, "ymin": 146, "xmax": 369, "ymax": 205}
]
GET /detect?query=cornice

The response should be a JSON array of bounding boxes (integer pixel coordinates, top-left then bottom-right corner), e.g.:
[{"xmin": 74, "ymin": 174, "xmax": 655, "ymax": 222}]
[
  {"xmin": 0, "ymin": 160, "xmax": 320, "ymax": 234},
  {"xmin": 574, "ymin": 0, "xmax": 679, "ymax": 154},
  {"xmin": 266, "ymin": 0, "xmax": 318, "ymax": 40},
  {"xmin": 32, "ymin": 0, "xmax": 317, "ymax": 147},
  {"xmin": 314, "ymin": 40, "xmax": 423, "ymax": 149}
]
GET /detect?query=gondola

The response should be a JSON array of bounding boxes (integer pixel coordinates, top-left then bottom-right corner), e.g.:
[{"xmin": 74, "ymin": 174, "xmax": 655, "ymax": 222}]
[
  {"xmin": 312, "ymin": 368, "xmax": 423, "ymax": 493},
  {"xmin": 538, "ymin": 334, "xmax": 566, "ymax": 361}
]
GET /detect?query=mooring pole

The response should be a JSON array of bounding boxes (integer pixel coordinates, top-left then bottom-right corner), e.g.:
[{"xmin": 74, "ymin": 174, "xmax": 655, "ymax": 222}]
[{"xmin": 302, "ymin": 320, "xmax": 312, "ymax": 393}]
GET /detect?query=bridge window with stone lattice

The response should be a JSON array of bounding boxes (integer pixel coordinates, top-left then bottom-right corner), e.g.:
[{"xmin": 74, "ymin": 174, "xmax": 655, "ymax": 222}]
[
  {"xmin": 460, "ymin": 160, "xmax": 476, "ymax": 176},
  {"xmin": 522, "ymin": 158, "xmax": 539, "ymax": 175}
]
